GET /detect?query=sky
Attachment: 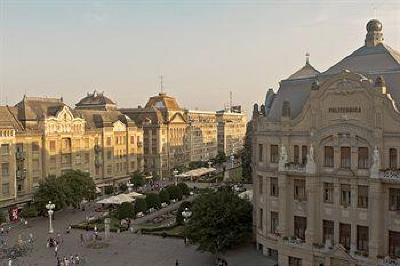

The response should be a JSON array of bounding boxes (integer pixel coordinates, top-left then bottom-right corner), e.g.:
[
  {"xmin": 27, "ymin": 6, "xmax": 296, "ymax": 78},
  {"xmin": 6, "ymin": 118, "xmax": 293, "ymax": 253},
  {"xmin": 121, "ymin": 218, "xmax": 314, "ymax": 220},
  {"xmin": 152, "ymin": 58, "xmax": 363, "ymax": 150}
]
[{"xmin": 1, "ymin": 0, "xmax": 399, "ymax": 114}]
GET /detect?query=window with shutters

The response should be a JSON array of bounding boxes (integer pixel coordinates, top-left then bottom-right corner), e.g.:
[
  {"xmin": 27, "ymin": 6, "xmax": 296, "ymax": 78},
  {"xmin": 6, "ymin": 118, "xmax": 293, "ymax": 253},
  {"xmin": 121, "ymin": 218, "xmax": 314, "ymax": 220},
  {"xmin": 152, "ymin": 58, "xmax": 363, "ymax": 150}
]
[
  {"xmin": 357, "ymin": 186, "xmax": 368, "ymax": 208},
  {"xmin": 358, "ymin": 147, "xmax": 369, "ymax": 169},
  {"xmin": 390, "ymin": 148, "xmax": 398, "ymax": 169},
  {"xmin": 270, "ymin": 145, "xmax": 279, "ymax": 163},
  {"xmin": 324, "ymin": 146, "xmax": 334, "ymax": 167},
  {"xmin": 294, "ymin": 145, "xmax": 299, "ymax": 164},
  {"xmin": 341, "ymin": 147, "xmax": 351, "ymax": 168},
  {"xmin": 270, "ymin": 177, "xmax": 279, "ymax": 197}
]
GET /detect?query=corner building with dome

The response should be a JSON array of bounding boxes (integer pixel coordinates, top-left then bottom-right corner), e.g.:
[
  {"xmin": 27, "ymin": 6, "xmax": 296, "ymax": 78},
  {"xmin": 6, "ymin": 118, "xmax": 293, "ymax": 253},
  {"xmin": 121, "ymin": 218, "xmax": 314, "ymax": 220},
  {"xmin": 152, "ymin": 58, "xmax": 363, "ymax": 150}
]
[{"xmin": 252, "ymin": 19, "xmax": 400, "ymax": 266}]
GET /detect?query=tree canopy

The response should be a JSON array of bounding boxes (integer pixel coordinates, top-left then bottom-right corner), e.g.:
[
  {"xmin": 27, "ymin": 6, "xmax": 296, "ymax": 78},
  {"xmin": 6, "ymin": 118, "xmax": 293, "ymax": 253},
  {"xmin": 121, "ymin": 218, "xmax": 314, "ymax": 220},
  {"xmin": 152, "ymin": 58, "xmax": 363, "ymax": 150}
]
[
  {"xmin": 166, "ymin": 185, "xmax": 183, "ymax": 201},
  {"xmin": 176, "ymin": 201, "xmax": 192, "ymax": 225},
  {"xmin": 116, "ymin": 202, "xmax": 135, "ymax": 219},
  {"xmin": 186, "ymin": 189, "xmax": 252, "ymax": 254},
  {"xmin": 134, "ymin": 198, "xmax": 147, "ymax": 214},
  {"xmin": 33, "ymin": 170, "xmax": 96, "ymax": 211},
  {"xmin": 177, "ymin": 183, "xmax": 190, "ymax": 196},
  {"xmin": 131, "ymin": 171, "xmax": 145, "ymax": 187},
  {"xmin": 159, "ymin": 189, "xmax": 170, "ymax": 203},
  {"xmin": 145, "ymin": 193, "xmax": 161, "ymax": 210}
]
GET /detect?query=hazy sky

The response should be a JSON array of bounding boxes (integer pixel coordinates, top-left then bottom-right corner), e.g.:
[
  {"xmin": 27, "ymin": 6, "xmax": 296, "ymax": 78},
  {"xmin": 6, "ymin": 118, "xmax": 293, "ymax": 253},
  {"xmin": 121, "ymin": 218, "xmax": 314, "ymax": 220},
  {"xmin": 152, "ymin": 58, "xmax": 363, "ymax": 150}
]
[{"xmin": 1, "ymin": 0, "xmax": 399, "ymax": 113}]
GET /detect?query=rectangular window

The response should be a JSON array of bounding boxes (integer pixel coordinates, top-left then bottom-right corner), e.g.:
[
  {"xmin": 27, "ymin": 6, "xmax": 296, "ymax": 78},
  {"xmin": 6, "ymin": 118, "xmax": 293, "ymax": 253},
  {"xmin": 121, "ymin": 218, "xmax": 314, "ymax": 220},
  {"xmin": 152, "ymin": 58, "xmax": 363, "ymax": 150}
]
[
  {"xmin": 323, "ymin": 220, "xmax": 334, "ymax": 245},
  {"xmin": 49, "ymin": 140, "xmax": 56, "ymax": 152},
  {"xmin": 84, "ymin": 138, "xmax": 89, "ymax": 148},
  {"xmin": 323, "ymin": 183, "xmax": 334, "ymax": 203},
  {"xmin": 107, "ymin": 151, "xmax": 112, "ymax": 160},
  {"xmin": 341, "ymin": 184, "xmax": 351, "ymax": 207},
  {"xmin": 341, "ymin": 147, "xmax": 351, "ymax": 168},
  {"xmin": 294, "ymin": 145, "xmax": 299, "ymax": 164},
  {"xmin": 32, "ymin": 142, "xmax": 39, "ymax": 152},
  {"xmin": 106, "ymin": 137, "xmax": 112, "ymax": 146},
  {"xmin": 294, "ymin": 216, "xmax": 307, "ymax": 241},
  {"xmin": 2, "ymin": 183, "xmax": 9, "ymax": 195},
  {"xmin": 84, "ymin": 153, "xmax": 90, "ymax": 164},
  {"xmin": 301, "ymin": 145, "xmax": 307, "ymax": 164},
  {"xmin": 358, "ymin": 147, "xmax": 369, "ymax": 169},
  {"xmin": 357, "ymin": 186, "xmax": 368, "ymax": 208},
  {"xmin": 258, "ymin": 144, "xmax": 263, "ymax": 162},
  {"xmin": 258, "ymin": 176, "xmax": 263, "ymax": 194},
  {"xmin": 339, "ymin": 223, "xmax": 351, "ymax": 250},
  {"xmin": 270, "ymin": 177, "xmax": 279, "ymax": 197},
  {"xmin": 271, "ymin": 211, "xmax": 279, "ymax": 234},
  {"xmin": 289, "ymin": 257, "xmax": 302, "ymax": 266},
  {"xmin": 1, "ymin": 163, "xmax": 9, "ymax": 177},
  {"xmin": 270, "ymin": 145, "xmax": 279, "ymax": 163},
  {"xmin": 390, "ymin": 148, "xmax": 398, "ymax": 169},
  {"xmin": 130, "ymin": 161, "xmax": 135, "ymax": 169},
  {"xmin": 389, "ymin": 231, "xmax": 400, "ymax": 258},
  {"xmin": 357, "ymin": 225, "xmax": 369, "ymax": 253},
  {"xmin": 130, "ymin": 136, "xmax": 135, "ymax": 144},
  {"xmin": 324, "ymin": 146, "xmax": 334, "ymax": 167},
  {"xmin": 258, "ymin": 208, "xmax": 263, "ymax": 231},
  {"xmin": 389, "ymin": 188, "xmax": 400, "ymax": 211},
  {"xmin": 1, "ymin": 144, "xmax": 9, "ymax": 155},
  {"xmin": 294, "ymin": 179, "xmax": 306, "ymax": 201}
]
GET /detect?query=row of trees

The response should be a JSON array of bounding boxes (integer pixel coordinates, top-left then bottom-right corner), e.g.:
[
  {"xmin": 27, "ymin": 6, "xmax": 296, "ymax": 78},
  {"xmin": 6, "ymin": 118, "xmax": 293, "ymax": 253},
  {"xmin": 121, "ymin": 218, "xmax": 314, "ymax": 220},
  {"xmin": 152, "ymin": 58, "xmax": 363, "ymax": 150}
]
[{"xmin": 116, "ymin": 183, "xmax": 190, "ymax": 220}]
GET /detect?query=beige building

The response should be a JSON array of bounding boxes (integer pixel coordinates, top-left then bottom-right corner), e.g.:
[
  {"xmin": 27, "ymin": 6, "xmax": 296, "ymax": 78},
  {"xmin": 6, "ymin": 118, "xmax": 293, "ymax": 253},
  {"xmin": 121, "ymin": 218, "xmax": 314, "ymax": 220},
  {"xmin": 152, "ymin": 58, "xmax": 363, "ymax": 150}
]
[
  {"xmin": 252, "ymin": 20, "xmax": 400, "ymax": 266},
  {"xmin": 121, "ymin": 92, "xmax": 247, "ymax": 177},
  {"xmin": 217, "ymin": 109, "xmax": 247, "ymax": 156},
  {"xmin": 0, "ymin": 92, "xmax": 144, "ymax": 209},
  {"xmin": 185, "ymin": 110, "xmax": 218, "ymax": 162}
]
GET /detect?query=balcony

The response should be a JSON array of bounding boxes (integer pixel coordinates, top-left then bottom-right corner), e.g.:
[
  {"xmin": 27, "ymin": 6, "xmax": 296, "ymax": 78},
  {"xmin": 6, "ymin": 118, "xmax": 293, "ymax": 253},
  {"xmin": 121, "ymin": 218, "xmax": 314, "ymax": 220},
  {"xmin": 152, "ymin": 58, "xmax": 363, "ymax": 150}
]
[
  {"xmin": 378, "ymin": 257, "xmax": 400, "ymax": 266},
  {"xmin": 137, "ymin": 141, "xmax": 143, "ymax": 148},
  {"xmin": 16, "ymin": 169, "xmax": 26, "ymax": 180},
  {"xmin": 16, "ymin": 152, "xmax": 25, "ymax": 161},
  {"xmin": 380, "ymin": 169, "xmax": 400, "ymax": 180},
  {"xmin": 94, "ymin": 144, "xmax": 102, "ymax": 153},
  {"xmin": 283, "ymin": 162, "xmax": 306, "ymax": 173}
]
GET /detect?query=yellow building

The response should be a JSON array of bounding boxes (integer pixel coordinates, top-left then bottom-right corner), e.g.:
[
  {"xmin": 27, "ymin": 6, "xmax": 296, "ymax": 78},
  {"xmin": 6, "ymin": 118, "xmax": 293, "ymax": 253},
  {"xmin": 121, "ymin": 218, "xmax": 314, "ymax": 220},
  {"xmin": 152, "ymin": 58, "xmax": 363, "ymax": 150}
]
[
  {"xmin": 217, "ymin": 109, "xmax": 247, "ymax": 156},
  {"xmin": 0, "ymin": 92, "xmax": 144, "ymax": 209}
]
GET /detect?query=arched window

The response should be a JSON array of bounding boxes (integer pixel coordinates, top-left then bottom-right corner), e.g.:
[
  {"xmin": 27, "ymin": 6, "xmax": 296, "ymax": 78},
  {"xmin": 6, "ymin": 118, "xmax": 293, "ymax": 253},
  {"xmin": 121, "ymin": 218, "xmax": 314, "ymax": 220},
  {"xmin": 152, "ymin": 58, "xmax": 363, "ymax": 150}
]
[
  {"xmin": 390, "ymin": 148, "xmax": 397, "ymax": 169},
  {"xmin": 282, "ymin": 101, "xmax": 291, "ymax": 118}
]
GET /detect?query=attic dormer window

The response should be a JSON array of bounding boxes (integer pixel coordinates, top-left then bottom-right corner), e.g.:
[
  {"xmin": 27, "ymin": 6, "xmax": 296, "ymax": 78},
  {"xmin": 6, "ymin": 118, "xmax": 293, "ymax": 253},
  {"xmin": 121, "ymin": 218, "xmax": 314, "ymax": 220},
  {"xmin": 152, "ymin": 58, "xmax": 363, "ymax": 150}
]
[{"xmin": 282, "ymin": 101, "xmax": 291, "ymax": 118}]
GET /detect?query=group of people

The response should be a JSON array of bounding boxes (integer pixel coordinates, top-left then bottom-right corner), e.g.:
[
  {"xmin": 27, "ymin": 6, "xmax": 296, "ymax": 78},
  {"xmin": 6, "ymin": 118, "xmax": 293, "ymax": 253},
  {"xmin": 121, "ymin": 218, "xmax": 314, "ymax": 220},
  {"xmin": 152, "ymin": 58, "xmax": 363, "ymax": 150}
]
[{"xmin": 56, "ymin": 254, "xmax": 81, "ymax": 266}]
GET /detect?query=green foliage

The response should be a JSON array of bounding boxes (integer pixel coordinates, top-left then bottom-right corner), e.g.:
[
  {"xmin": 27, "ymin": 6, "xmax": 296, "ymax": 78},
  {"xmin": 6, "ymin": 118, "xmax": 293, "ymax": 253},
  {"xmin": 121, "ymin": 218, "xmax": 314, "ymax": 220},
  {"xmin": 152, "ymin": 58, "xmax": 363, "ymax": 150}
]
[
  {"xmin": 159, "ymin": 189, "xmax": 170, "ymax": 203},
  {"xmin": 145, "ymin": 193, "xmax": 161, "ymax": 210},
  {"xmin": 177, "ymin": 183, "xmax": 190, "ymax": 196},
  {"xmin": 0, "ymin": 212, "xmax": 6, "ymax": 224},
  {"xmin": 166, "ymin": 185, "xmax": 183, "ymax": 201},
  {"xmin": 240, "ymin": 122, "xmax": 253, "ymax": 181},
  {"xmin": 104, "ymin": 186, "xmax": 114, "ymax": 195},
  {"xmin": 176, "ymin": 201, "xmax": 192, "ymax": 225},
  {"xmin": 186, "ymin": 189, "xmax": 252, "ymax": 254},
  {"xmin": 131, "ymin": 171, "xmax": 145, "ymax": 187},
  {"xmin": 188, "ymin": 161, "xmax": 208, "ymax": 170},
  {"xmin": 119, "ymin": 183, "xmax": 127, "ymax": 192},
  {"xmin": 134, "ymin": 198, "xmax": 147, "ymax": 214},
  {"xmin": 20, "ymin": 205, "xmax": 38, "ymax": 218},
  {"xmin": 33, "ymin": 170, "xmax": 96, "ymax": 211},
  {"xmin": 116, "ymin": 202, "xmax": 135, "ymax": 219},
  {"xmin": 214, "ymin": 152, "xmax": 227, "ymax": 165}
]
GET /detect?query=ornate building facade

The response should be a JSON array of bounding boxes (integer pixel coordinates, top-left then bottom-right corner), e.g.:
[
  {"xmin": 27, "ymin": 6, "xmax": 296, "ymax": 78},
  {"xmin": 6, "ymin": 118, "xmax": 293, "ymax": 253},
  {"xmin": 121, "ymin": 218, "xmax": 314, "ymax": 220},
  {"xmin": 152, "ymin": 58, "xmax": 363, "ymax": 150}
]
[
  {"xmin": 121, "ymin": 92, "xmax": 247, "ymax": 177},
  {"xmin": 0, "ymin": 92, "xmax": 144, "ymax": 209},
  {"xmin": 252, "ymin": 20, "xmax": 400, "ymax": 266}
]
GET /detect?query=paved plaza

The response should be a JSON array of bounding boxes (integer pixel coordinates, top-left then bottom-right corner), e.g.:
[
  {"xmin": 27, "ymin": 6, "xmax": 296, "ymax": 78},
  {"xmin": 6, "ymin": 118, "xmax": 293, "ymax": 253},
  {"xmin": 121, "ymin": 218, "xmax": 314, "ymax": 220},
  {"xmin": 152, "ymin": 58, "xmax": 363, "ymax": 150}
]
[{"xmin": 1, "ymin": 207, "xmax": 276, "ymax": 266}]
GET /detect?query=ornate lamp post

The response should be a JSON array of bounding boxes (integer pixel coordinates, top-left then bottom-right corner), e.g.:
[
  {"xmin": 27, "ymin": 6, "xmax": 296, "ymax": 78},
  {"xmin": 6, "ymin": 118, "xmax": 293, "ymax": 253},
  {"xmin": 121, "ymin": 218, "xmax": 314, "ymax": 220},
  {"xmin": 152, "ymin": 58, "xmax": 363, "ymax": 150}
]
[
  {"xmin": 208, "ymin": 161, "xmax": 212, "ymax": 168},
  {"xmin": 173, "ymin": 169, "xmax": 179, "ymax": 186},
  {"xmin": 181, "ymin": 207, "xmax": 192, "ymax": 245},
  {"xmin": 127, "ymin": 180, "xmax": 134, "ymax": 193},
  {"xmin": 46, "ymin": 201, "xmax": 55, "ymax": 234}
]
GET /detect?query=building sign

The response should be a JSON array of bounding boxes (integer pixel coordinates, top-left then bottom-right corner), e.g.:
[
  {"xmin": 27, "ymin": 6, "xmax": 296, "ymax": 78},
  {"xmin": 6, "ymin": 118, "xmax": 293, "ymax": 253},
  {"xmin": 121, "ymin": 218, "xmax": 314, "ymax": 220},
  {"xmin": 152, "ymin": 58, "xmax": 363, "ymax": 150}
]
[{"xmin": 328, "ymin": 106, "xmax": 361, "ymax": 113}]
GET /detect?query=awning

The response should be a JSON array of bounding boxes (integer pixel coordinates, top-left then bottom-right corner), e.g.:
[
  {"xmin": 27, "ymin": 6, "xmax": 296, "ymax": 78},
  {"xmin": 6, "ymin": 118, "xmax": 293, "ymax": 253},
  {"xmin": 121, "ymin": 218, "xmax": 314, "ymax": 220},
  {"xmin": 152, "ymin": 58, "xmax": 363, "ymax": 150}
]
[
  {"xmin": 97, "ymin": 193, "xmax": 135, "ymax": 205},
  {"xmin": 180, "ymin": 167, "xmax": 217, "ymax": 178},
  {"xmin": 127, "ymin": 191, "xmax": 145, "ymax": 199}
]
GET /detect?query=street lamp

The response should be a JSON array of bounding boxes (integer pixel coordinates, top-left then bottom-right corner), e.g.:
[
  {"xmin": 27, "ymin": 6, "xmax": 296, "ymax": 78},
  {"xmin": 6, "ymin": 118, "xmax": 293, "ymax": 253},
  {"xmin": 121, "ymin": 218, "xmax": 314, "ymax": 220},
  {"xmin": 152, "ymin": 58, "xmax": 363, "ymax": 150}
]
[
  {"xmin": 230, "ymin": 154, "xmax": 234, "ymax": 169},
  {"xmin": 173, "ymin": 169, "xmax": 179, "ymax": 186},
  {"xmin": 46, "ymin": 201, "xmax": 55, "ymax": 234},
  {"xmin": 127, "ymin": 180, "xmax": 134, "ymax": 193},
  {"xmin": 208, "ymin": 161, "xmax": 212, "ymax": 168},
  {"xmin": 181, "ymin": 207, "xmax": 192, "ymax": 245}
]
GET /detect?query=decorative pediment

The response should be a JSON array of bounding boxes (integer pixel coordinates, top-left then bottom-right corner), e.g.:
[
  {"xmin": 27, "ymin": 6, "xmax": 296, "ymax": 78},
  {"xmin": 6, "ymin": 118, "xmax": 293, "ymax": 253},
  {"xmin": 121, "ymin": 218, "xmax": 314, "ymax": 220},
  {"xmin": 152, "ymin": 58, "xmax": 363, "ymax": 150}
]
[
  {"xmin": 56, "ymin": 106, "xmax": 74, "ymax": 121},
  {"xmin": 44, "ymin": 106, "xmax": 86, "ymax": 135},
  {"xmin": 169, "ymin": 112, "xmax": 187, "ymax": 123},
  {"xmin": 113, "ymin": 120, "xmax": 126, "ymax": 132}
]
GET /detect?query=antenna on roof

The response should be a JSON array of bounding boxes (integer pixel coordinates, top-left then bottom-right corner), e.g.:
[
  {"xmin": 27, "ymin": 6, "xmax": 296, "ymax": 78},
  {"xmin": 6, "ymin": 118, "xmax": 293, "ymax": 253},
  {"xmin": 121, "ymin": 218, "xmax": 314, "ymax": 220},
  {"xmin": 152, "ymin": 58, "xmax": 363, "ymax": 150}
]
[
  {"xmin": 305, "ymin": 52, "xmax": 310, "ymax": 64},
  {"xmin": 160, "ymin": 74, "xmax": 164, "ymax": 94},
  {"xmin": 229, "ymin": 90, "xmax": 233, "ymax": 112}
]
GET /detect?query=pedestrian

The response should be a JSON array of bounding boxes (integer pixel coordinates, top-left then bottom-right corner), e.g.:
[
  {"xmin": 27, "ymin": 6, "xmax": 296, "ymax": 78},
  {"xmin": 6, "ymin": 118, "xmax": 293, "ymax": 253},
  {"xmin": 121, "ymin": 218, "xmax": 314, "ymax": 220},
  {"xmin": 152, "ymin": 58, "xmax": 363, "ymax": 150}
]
[
  {"xmin": 54, "ymin": 244, "xmax": 58, "ymax": 257},
  {"xmin": 175, "ymin": 259, "xmax": 179, "ymax": 266},
  {"xmin": 1, "ymin": 226, "xmax": 4, "ymax": 234},
  {"xmin": 70, "ymin": 254, "xmax": 74, "ymax": 264},
  {"xmin": 75, "ymin": 254, "xmax": 80, "ymax": 265},
  {"xmin": 8, "ymin": 258, "xmax": 12, "ymax": 266},
  {"xmin": 80, "ymin": 233, "xmax": 84, "ymax": 246}
]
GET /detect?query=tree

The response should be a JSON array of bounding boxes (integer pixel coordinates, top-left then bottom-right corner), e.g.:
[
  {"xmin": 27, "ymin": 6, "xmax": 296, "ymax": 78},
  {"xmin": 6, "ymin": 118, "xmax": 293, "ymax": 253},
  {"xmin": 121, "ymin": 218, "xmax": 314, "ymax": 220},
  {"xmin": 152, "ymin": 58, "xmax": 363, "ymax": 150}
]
[
  {"xmin": 215, "ymin": 152, "xmax": 227, "ymax": 165},
  {"xmin": 131, "ymin": 171, "xmax": 145, "ymax": 187},
  {"xmin": 159, "ymin": 189, "xmax": 170, "ymax": 203},
  {"xmin": 176, "ymin": 201, "xmax": 192, "ymax": 225},
  {"xmin": 33, "ymin": 170, "xmax": 96, "ymax": 211},
  {"xmin": 186, "ymin": 189, "xmax": 252, "ymax": 255},
  {"xmin": 166, "ymin": 185, "xmax": 182, "ymax": 201},
  {"xmin": 177, "ymin": 183, "xmax": 190, "ymax": 196},
  {"xmin": 104, "ymin": 186, "xmax": 114, "ymax": 195},
  {"xmin": 116, "ymin": 202, "xmax": 135, "ymax": 219},
  {"xmin": 134, "ymin": 198, "xmax": 147, "ymax": 214},
  {"xmin": 240, "ymin": 122, "xmax": 253, "ymax": 182},
  {"xmin": 145, "ymin": 193, "xmax": 161, "ymax": 209}
]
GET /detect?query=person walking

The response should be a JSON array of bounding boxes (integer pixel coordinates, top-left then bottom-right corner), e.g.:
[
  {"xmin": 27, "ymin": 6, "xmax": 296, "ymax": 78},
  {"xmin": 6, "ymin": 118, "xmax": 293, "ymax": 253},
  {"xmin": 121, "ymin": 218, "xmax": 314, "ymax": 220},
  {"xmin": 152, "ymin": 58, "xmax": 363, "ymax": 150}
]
[
  {"xmin": 80, "ymin": 233, "xmax": 84, "ymax": 246},
  {"xmin": 54, "ymin": 244, "xmax": 58, "ymax": 257},
  {"xmin": 175, "ymin": 259, "xmax": 179, "ymax": 266}
]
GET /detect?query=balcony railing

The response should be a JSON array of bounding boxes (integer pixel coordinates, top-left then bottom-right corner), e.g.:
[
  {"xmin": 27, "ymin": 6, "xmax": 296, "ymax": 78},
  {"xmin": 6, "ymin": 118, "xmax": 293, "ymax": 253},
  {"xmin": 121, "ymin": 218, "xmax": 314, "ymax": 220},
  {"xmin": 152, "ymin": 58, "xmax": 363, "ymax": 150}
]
[
  {"xmin": 16, "ymin": 152, "xmax": 25, "ymax": 160},
  {"xmin": 381, "ymin": 169, "xmax": 400, "ymax": 180},
  {"xmin": 16, "ymin": 169, "xmax": 26, "ymax": 180},
  {"xmin": 379, "ymin": 257, "xmax": 400, "ymax": 266},
  {"xmin": 284, "ymin": 162, "xmax": 306, "ymax": 173}
]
